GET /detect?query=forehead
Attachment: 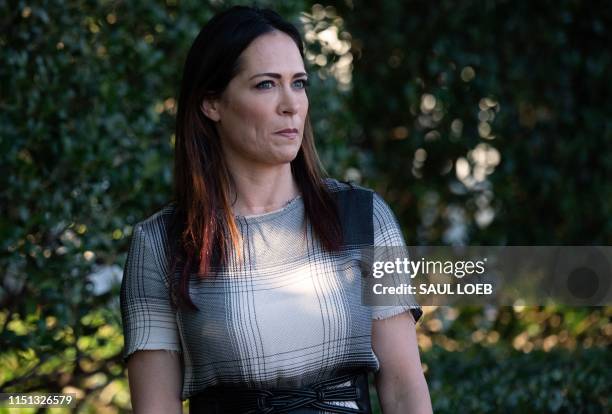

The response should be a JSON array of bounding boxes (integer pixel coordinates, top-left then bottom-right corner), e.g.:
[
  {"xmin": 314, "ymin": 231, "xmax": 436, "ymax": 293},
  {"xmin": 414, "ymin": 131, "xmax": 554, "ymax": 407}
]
[{"xmin": 238, "ymin": 31, "xmax": 304, "ymax": 75}]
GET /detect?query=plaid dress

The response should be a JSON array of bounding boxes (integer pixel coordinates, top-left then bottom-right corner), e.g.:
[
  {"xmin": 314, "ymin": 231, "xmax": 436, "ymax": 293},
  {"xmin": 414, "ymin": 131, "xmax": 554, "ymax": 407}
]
[{"xmin": 120, "ymin": 179, "xmax": 422, "ymax": 406}]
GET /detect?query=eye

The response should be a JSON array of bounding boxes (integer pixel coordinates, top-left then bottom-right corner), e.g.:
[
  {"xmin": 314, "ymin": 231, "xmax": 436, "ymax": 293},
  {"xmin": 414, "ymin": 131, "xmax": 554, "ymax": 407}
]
[
  {"xmin": 255, "ymin": 79, "xmax": 310, "ymax": 90},
  {"xmin": 256, "ymin": 80, "xmax": 275, "ymax": 90},
  {"xmin": 294, "ymin": 78, "xmax": 310, "ymax": 89}
]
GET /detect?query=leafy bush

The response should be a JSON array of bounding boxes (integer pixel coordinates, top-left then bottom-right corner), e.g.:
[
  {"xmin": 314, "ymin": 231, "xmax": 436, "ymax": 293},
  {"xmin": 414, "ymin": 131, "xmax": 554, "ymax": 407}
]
[
  {"xmin": 1, "ymin": 0, "xmax": 609, "ymax": 412},
  {"xmin": 423, "ymin": 344, "xmax": 610, "ymax": 413},
  {"xmin": 333, "ymin": 0, "xmax": 612, "ymax": 245}
]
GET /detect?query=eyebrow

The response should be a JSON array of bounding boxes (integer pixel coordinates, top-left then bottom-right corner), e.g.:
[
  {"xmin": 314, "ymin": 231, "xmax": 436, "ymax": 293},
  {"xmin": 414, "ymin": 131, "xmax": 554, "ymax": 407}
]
[{"xmin": 249, "ymin": 72, "xmax": 309, "ymax": 80}]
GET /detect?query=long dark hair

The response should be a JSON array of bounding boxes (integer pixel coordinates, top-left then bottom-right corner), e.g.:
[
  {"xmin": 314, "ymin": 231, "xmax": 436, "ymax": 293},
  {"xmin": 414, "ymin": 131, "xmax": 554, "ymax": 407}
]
[{"xmin": 169, "ymin": 5, "xmax": 343, "ymax": 311}]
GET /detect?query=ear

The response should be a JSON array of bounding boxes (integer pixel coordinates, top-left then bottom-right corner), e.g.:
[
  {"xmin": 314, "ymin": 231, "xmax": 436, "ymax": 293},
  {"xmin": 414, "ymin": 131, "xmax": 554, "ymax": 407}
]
[{"xmin": 201, "ymin": 97, "xmax": 221, "ymax": 122}]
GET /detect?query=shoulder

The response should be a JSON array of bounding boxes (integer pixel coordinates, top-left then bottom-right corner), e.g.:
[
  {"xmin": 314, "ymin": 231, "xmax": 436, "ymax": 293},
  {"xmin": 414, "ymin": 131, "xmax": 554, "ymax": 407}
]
[
  {"xmin": 125, "ymin": 203, "xmax": 177, "ymax": 279},
  {"xmin": 323, "ymin": 178, "xmax": 402, "ymax": 242},
  {"xmin": 322, "ymin": 177, "xmax": 374, "ymax": 194},
  {"xmin": 371, "ymin": 192, "xmax": 405, "ymax": 245},
  {"xmin": 322, "ymin": 179, "xmax": 404, "ymax": 243},
  {"xmin": 323, "ymin": 177, "xmax": 377, "ymax": 218},
  {"xmin": 135, "ymin": 203, "xmax": 176, "ymax": 229},
  {"xmin": 130, "ymin": 203, "xmax": 177, "ymax": 248},
  {"xmin": 322, "ymin": 177, "xmax": 390, "ymax": 211}
]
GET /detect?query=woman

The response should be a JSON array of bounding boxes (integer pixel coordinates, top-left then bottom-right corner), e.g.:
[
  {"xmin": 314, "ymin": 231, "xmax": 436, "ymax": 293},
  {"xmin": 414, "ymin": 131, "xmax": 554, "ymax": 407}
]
[{"xmin": 120, "ymin": 5, "xmax": 432, "ymax": 414}]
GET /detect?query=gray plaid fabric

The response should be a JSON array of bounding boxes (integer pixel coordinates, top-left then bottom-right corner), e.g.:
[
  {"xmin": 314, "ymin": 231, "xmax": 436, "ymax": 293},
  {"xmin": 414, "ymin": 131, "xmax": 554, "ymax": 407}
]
[{"xmin": 120, "ymin": 178, "xmax": 422, "ymax": 403}]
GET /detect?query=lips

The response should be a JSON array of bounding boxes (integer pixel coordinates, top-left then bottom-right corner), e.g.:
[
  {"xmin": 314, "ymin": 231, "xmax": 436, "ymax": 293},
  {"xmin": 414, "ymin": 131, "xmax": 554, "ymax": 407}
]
[{"xmin": 275, "ymin": 128, "xmax": 298, "ymax": 134}]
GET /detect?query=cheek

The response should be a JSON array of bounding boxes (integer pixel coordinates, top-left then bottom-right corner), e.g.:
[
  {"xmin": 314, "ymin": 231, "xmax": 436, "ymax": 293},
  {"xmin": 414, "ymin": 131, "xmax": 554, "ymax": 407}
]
[
  {"xmin": 226, "ymin": 105, "xmax": 272, "ymax": 152},
  {"xmin": 233, "ymin": 100, "xmax": 269, "ymax": 128}
]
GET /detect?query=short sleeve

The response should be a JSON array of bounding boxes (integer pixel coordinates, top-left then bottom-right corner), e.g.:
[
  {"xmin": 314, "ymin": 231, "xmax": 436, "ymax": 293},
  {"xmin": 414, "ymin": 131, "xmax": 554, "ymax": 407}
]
[
  {"xmin": 120, "ymin": 223, "xmax": 182, "ymax": 363},
  {"xmin": 370, "ymin": 192, "xmax": 423, "ymax": 324}
]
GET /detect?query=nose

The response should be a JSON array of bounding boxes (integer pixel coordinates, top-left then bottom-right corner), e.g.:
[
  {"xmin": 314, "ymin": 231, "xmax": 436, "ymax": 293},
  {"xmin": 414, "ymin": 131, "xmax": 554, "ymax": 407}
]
[{"xmin": 277, "ymin": 84, "xmax": 300, "ymax": 115}]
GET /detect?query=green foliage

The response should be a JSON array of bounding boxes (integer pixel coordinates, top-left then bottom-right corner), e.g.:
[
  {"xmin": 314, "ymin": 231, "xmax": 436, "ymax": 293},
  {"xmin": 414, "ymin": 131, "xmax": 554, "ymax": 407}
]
[
  {"xmin": 1, "ymin": 0, "xmax": 610, "ymax": 412},
  {"xmin": 420, "ymin": 305, "xmax": 611, "ymax": 351},
  {"xmin": 325, "ymin": 0, "xmax": 612, "ymax": 245},
  {"xmin": 423, "ymin": 345, "xmax": 611, "ymax": 413}
]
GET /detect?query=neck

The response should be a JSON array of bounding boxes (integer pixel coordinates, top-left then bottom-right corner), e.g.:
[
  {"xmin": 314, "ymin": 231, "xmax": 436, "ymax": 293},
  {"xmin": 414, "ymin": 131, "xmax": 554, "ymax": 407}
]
[{"xmin": 226, "ymin": 160, "xmax": 300, "ymax": 217}]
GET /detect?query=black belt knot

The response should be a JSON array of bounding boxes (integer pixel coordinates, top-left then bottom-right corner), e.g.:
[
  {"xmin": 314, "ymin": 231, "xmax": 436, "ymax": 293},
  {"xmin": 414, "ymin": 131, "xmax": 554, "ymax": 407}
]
[{"xmin": 191, "ymin": 372, "xmax": 369, "ymax": 414}]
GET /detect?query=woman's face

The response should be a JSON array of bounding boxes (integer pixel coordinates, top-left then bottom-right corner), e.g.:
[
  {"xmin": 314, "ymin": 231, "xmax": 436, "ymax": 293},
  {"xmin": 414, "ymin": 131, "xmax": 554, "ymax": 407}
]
[{"xmin": 203, "ymin": 30, "xmax": 309, "ymax": 168}]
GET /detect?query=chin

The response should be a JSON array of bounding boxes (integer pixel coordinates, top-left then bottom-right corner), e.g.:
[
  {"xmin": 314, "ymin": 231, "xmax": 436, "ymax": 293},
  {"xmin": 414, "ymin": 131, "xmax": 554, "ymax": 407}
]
[{"xmin": 271, "ymin": 148, "xmax": 301, "ymax": 165}]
